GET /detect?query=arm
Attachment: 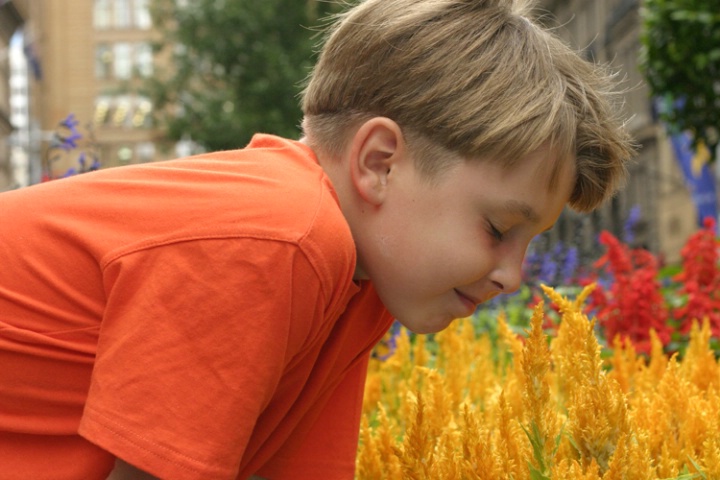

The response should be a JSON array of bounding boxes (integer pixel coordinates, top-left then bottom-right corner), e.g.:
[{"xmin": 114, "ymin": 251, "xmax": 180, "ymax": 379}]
[
  {"xmin": 106, "ymin": 459, "xmax": 158, "ymax": 480},
  {"xmin": 107, "ymin": 459, "xmax": 267, "ymax": 480}
]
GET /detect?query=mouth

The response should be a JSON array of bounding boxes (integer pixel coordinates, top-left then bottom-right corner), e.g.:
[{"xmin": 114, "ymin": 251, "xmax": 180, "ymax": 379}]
[{"xmin": 454, "ymin": 289, "xmax": 482, "ymax": 316}]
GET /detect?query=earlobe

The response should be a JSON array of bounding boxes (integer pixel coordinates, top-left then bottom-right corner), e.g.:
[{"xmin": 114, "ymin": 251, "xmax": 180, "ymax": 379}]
[{"xmin": 349, "ymin": 117, "xmax": 405, "ymax": 206}]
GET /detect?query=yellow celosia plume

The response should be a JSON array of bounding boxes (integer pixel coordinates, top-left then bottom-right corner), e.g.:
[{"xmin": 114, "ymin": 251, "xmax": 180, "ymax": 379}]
[{"xmin": 357, "ymin": 287, "xmax": 720, "ymax": 479}]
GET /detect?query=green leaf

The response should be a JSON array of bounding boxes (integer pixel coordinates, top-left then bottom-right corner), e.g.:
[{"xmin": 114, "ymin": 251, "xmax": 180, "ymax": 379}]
[
  {"xmin": 639, "ymin": 0, "xmax": 720, "ymax": 158},
  {"xmin": 140, "ymin": 0, "xmax": 346, "ymax": 151},
  {"xmin": 522, "ymin": 421, "xmax": 551, "ymax": 478}
]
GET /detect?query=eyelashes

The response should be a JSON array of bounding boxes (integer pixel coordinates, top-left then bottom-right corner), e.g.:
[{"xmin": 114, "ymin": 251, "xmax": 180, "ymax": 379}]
[{"xmin": 487, "ymin": 221, "xmax": 505, "ymax": 241}]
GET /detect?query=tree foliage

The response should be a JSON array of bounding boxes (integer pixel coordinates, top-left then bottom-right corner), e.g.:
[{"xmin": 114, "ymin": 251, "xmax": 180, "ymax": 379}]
[
  {"xmin": 144, "ymin": 0, "xmax": 342, "ymax": 151},
  {"xmin": 639, "ymin": 0, "xmax": 720, "ymax": 158}
]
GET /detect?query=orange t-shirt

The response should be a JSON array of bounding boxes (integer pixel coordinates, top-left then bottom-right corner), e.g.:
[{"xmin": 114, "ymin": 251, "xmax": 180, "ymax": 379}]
[{"xmin": 0, "ymin": 134, "xmax": 394, "ymax": 479}]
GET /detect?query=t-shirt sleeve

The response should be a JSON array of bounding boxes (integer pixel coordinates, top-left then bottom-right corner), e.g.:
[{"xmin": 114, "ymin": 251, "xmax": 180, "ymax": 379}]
[{"xmin": 78, "ymin": 237, "xmax": 328, "ymax": 480}]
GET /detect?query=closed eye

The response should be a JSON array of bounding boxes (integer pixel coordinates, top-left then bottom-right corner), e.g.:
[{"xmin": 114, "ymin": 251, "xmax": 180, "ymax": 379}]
[{"xmin": 487, "ymin": 221, "xmax": 504, "ymax": 241}]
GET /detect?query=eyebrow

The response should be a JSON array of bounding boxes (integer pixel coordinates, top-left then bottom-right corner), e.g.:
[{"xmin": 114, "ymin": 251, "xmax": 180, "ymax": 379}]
[
  {"xmin": 503, "ymin": 200, "xmax": 540, "ymax": 223},
  {"xmin": 502, "ymin": 200, "xmax": 557, "ymax": 233}
]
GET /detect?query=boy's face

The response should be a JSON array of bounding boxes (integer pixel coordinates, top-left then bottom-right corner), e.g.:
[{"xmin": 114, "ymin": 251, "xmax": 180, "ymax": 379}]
[{"xmin": 350, "ymin": 132, "xmax": 574, "ymax": 334}]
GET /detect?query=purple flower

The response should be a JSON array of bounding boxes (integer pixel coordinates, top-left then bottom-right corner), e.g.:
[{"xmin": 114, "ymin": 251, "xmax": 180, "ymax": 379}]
[
  {"xmin": 59, "ymin": 132, "xmax": 82, "ymax": 151},
  {"xmin": 561, "ymin": 246, "xmax": 579, "ymax": 284},
  {"xmin": 46, "ymin": 113, "xmax": 102, "ymax": 180},
  {"xmin": 55, "ymin": 114, "xmax": 83, "ymax": 151},
  {"xmin": 60, "ymin": 113, "xmax": 79, "ymax": 130},
  {"xmin": 539, "ymin": 251, "xmax": 558, "ymax": 284},
  {"xmin": 377, "ymin": 321, "xmax": 403, "ymax": 361},
  {"xmin": 523, "ymin": 250, "xmax": 543, "ymax": 280},
  {"xmin": 624, "ymin": 205, "xmax": 641, "ymax": 244}
]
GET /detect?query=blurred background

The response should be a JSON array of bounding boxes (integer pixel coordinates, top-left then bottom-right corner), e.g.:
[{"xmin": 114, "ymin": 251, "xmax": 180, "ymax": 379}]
[{"xmin": 0, "ymin": 0, "xmax": 717, "ymax": 270}]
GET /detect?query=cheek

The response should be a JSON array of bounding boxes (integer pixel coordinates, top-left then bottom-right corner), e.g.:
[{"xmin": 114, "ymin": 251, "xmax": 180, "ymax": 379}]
[
  {"xmin": 371, "ymin": 208, "xmax": 431, "ymax": 259},
  {"xmin": 419, "ymin": 244, "xmax": 490, "ymax": 291},
  {"xmin": 370, "ymin": 201, "xmax": 485, "ymax": 285}
]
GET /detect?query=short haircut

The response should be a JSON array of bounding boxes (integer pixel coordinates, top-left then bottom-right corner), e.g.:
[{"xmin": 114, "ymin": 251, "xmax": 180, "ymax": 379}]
[{"xmin": 301, "ymin": 0, "xmax": 635, "ymax": 212}]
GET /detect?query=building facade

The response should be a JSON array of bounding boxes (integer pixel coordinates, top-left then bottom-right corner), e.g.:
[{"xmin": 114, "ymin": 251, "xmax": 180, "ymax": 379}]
[
  {"xmin": 540, "ymin": 0, "xmax": 700, "ymax": 264},
  {"xmin": 4, "ymin": 0, "xmax": 173, "ymax": 188},
  {"xmin": 0, "ymin": 0, "xmax": 24, "ymax": 190}
]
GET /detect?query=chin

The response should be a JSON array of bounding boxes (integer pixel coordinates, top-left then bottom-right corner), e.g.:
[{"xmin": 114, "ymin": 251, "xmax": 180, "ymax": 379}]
[{"xmin": 396, "ymin": 315, "xmax": 456, "ymax": 335}]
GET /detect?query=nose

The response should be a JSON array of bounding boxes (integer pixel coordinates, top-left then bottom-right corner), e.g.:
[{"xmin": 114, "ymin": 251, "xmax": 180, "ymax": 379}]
[{"xmin": 488, "ymin": 250, "xmax": 524, "ymax": 295}]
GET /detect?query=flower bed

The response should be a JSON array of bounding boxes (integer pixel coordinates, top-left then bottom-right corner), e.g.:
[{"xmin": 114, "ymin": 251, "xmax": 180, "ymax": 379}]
[
  {"xmin": 358, "ymin": 286, "xmax": 720, "ymax": 478},
  {"xmin": 358, "ymin": 222, "xmax": 720, "ymax": 479}
]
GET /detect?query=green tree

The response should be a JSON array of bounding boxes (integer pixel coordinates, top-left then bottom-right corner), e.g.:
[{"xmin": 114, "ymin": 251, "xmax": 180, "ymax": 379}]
[
  {"xmin": 639, "ymin": 0, "xmax": 720, "ymax": 158},
  {"xmin": 145, "ymin": 0, "xmax": 342, "ymax": 151}
]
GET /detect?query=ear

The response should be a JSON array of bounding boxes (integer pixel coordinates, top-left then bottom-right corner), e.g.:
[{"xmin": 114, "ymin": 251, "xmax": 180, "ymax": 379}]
[{"xmin": 348, "ymin": 117, "xmax": 406, "ymax": 206}]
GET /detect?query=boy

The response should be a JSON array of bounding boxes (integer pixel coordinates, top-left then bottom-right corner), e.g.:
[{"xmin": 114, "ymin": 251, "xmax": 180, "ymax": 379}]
[{"xmin": 0, "ymin": 0, "xmax": 634, "ymax": 478}]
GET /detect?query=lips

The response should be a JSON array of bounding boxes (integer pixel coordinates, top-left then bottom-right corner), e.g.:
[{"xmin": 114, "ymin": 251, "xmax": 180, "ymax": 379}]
[
  {"xmin": 454, "ymin": 289, "xmax": 482, "ymax": 316},
  {"xmin": 456, "ymin": 289, "xmax": 482, "ymax": 306}
]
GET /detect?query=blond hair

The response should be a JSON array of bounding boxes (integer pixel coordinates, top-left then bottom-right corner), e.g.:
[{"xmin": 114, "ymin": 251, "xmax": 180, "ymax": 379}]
[{"xmin": 301, "ymin": 0, "xmax": 635, "ymax": 212}]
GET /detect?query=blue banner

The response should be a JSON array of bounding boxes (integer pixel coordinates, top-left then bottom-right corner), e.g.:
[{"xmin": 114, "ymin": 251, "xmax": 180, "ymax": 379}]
[{"xmin": 669, "ymin": 131, "xmax": 718, "ymax": 228}]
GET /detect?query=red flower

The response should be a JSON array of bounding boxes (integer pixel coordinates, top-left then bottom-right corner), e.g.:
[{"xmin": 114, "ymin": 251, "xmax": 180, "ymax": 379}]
[
  {"xmin": 588, "ymin": 231, "xmax": 671, "ymax": 354},
  {"xmin": 673, "ymin": 217, "xmax": 720, "ymax": 336}
]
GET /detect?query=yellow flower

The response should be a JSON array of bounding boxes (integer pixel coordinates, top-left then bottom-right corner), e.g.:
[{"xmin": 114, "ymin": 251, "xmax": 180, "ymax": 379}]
[
  {"xmin": 357, "ymin": 285, "xmax": 720, "ymax": 479},
  {"xmin": 682, "ymin": 319, "xmax": 720, "ymax": 392},
  {"xmin": 495, "ymin": 391, "xmax": 531, "ymax": 480},
  {"xmin": 460, "ymin": 403, "xmax": 502, "ymax": 479},
  {"xmin": 521, "ymin": 301, "xmax": 562, "ymax": 475}
]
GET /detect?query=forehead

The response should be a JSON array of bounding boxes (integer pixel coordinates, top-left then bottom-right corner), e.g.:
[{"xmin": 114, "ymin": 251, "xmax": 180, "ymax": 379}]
[
  {"xmin": 413, "ymin": 136, "xmax": 576, "ymax": 197},
  {"xmin": 470, "ymin": 146, "xmax": 576, "ymax": 223},
  {"xmin": 503, "ymin": 144, "xmax": 576, "ymax": 194}
]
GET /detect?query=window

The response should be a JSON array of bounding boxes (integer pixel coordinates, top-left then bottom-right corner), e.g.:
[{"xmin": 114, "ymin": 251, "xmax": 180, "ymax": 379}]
[
  {"xmin": 95, "ymin": 0, "xmax": 151, "ymax": 30},
  {"xmin": 113, "ymin": 43, "xmax": 132, "ymax": 79},
  {"xmin": 117, "ymin": 145, "xmax": 134, "ymax": 164},
  {"xmin": 136, "ymin": 142, "xmax": 156, "ymax": 162},
  {"xmin": 111, "ymin": 96, "xmax": 132, "ymax": 126},
  {"xmin": 135, "ymin": 43, "xmax": 153, "ymax": 77},
  {"xmin": 132, "ymin": 98, "xmax": 153, "ymax": 128},
  {"xmin": 94, "ymin": 96, "xmax": 111, "ymax": 125},
  {"xmin": 97, "ymin": 42, "xmax": 154, "ymax": 80},
  {"xmin": 95, "ymin": 43, "xmax": 113, "ymax": 79},
  {"xmin": 134, "ymin": 0, "xmax": 152, "ymax": 29},
  {"xmin": 94, "ymin": 94, "xmax": 153, "ymax": 129},
  {"xmin": 113, "ymin": 0, "xmax": 132, "ymax": 28},
  {"xmin": 94, "ymin": 0, "xmax": 112, "ymax": 29}
]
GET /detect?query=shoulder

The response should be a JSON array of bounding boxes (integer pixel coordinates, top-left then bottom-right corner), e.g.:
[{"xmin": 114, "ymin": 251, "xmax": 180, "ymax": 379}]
[
  {"xmin": 135, "ymin": 134, "xmax": 350, "ymax": 244},
  {"xmin": 95, "ymin": 136, "xmax": 358, "ymax": 289},
  {"xmin": 41, "ymin": 135, "xmax": 354, "ymax": 259}
]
